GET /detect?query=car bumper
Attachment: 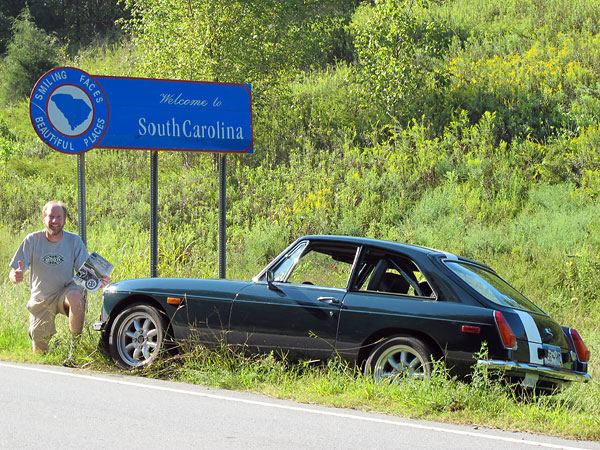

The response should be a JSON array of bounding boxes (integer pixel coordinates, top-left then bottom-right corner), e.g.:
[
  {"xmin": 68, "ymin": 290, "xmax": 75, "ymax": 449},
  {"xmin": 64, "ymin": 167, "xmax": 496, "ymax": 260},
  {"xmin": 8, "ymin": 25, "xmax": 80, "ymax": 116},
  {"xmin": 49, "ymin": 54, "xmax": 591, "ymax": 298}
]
[{"xmin": 477, "ymin": 359, "xmax": 591, "ymax": 387}]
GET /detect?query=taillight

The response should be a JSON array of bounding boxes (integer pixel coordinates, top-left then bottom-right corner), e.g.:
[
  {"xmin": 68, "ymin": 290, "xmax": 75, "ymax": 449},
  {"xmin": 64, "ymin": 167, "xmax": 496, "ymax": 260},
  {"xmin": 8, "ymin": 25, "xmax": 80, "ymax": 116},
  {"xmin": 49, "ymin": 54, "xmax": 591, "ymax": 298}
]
[
  {"xmin": 570, "ymin": 328, "xmax": 590, "ymax": 362},
  {"xmin": 494, "ymin": 311, "xmax": 517, "ymax": 349}
]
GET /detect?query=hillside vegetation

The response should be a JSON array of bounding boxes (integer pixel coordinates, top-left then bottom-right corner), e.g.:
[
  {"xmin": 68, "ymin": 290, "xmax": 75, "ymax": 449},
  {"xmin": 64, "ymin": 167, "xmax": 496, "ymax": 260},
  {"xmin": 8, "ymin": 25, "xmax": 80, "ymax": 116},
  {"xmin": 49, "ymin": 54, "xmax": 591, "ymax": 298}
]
[{"xmin": 0, "ymin": 0, "xmax": 599, "ymax": 439}]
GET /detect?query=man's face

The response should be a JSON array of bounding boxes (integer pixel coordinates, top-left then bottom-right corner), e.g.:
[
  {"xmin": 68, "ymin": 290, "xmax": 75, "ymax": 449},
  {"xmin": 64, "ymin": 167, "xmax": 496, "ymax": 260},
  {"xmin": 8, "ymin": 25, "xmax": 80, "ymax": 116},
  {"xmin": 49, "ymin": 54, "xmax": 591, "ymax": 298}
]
[{"xmin": 43, "ymin": 204, "xmax": 66, "ymax": 236}]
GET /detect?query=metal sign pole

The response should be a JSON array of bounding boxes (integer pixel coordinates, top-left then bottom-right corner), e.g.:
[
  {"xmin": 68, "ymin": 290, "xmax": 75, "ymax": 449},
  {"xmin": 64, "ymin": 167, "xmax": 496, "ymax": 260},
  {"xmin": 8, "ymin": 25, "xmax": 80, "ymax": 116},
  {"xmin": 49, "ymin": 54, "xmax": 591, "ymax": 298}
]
[
  {"xmin": 77, "ymin": 153, "xmax": 87, "ymax": 246},
  {"xmin": 150, "ymin": 150, "xmax": 159, "ymax": 277},
  {"xmin": 218, "ymin": 153, "xmax": 227, "ymax": 279}
]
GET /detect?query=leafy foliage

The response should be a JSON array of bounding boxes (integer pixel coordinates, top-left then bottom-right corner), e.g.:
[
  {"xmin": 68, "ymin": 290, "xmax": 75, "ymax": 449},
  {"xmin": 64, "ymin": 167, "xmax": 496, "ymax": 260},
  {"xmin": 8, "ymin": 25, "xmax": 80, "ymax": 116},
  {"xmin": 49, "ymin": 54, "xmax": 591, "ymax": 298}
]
[
  {"xmin": 0, "ymin": 10, "xmax": 11, "ymax": 55},
  {"xmin": 352, "ymin": 0, "xmax": 452, "ymax": 123},
  {"xmin": 0, "ymin": 8, "xmax": 61, "ymax": 102},
  {"xmin": 0, "ymin": 0, "xmax": 127, "ymax": 53},
  {"xmin": 121, "ymin": 0, "xmax": 354, "ymax": 85},
  {"xmin": 446, "ymin": 34, "xmax": 600, "ymax": 142},
  {"xmin": 0, "ymin": 116, "xmax": 21, "ymax": 162}
]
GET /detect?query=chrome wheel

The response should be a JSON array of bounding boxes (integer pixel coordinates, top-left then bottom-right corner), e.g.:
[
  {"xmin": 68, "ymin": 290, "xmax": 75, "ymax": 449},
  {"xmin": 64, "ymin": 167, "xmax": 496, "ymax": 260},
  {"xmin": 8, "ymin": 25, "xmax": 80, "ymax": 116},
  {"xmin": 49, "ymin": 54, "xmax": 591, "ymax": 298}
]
[
  {"xmin": 366, "ymin": 337, "xmax": 433, "ymax": 383},
  {"xmin": 109, "ymin": 304, "xmax": 165, "ymax": 369}
]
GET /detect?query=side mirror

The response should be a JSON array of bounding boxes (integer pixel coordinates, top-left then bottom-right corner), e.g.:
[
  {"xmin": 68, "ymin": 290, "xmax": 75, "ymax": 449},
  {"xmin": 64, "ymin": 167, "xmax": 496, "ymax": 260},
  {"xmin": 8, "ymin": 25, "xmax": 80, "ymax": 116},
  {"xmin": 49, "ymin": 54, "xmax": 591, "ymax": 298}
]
[{"xmin": 266, "ymin": 270, "xmax": 281, "ymax": 292}]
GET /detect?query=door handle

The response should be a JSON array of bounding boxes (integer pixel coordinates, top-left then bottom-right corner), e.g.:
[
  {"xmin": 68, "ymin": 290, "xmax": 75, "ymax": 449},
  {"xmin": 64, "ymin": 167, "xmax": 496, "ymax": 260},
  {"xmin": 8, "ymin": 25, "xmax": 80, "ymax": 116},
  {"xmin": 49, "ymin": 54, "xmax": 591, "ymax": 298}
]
[{"xmin": 318, "ymin": 297, "xmax": 339, "ymax": 304}]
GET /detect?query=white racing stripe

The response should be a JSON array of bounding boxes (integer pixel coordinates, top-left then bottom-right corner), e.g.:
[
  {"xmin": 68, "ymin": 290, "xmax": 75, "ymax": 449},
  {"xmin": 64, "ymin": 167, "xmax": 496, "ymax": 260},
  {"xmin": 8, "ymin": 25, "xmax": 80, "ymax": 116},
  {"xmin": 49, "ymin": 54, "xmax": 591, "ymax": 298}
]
[
  {"xmin": 515, "ymin": 309, "xmax": 544, "ymax": 365},
  {"xmin": 0, "ymin": 361, "xmax": 590, "ymax": 450}
]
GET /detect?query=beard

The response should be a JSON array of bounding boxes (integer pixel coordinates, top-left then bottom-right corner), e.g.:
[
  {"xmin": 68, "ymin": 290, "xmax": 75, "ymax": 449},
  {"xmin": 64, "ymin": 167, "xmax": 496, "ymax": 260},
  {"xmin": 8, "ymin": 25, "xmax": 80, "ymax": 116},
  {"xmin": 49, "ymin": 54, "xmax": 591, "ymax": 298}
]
[{"xmin": 46, "ymin": 224, "xmax": 64, "ymax": 235}]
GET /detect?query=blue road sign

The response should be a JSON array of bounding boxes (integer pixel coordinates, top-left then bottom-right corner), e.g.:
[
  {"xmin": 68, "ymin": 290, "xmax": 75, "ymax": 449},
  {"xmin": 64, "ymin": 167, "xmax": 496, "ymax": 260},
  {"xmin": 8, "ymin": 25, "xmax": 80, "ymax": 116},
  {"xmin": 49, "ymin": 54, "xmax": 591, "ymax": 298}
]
[{"xmin": 30, "ymin": 67, "xmax": 253, "ymax": 154}]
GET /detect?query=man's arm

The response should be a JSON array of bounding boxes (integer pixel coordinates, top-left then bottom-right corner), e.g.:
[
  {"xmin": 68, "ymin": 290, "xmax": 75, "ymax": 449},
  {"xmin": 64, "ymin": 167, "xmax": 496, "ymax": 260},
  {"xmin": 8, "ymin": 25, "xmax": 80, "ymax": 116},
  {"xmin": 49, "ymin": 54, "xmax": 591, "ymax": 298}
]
[{"xmin": 9, "ymin": 260, "xmax": 24, "ymax": 284}]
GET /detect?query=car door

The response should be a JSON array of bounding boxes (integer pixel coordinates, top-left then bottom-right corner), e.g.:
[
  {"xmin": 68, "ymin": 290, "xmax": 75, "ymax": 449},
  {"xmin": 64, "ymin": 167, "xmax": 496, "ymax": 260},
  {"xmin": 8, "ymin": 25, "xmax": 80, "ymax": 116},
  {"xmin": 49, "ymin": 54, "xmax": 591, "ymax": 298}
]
[
  {"xmin": 228, "ymin": 240, "xmax": 359, "ymax": 359},
  {"xmin": 334, "ymin": 247, "xmax": 497, "ymax": 368}
]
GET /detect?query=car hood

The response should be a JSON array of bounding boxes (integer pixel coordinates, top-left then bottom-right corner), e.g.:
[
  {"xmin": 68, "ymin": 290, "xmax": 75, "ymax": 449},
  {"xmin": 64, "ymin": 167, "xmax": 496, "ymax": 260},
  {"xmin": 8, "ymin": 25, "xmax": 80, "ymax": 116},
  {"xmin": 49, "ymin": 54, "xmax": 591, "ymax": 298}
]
[{"xmin": 106, "ymin": 277, "xmax": 253, "ymax": 299}]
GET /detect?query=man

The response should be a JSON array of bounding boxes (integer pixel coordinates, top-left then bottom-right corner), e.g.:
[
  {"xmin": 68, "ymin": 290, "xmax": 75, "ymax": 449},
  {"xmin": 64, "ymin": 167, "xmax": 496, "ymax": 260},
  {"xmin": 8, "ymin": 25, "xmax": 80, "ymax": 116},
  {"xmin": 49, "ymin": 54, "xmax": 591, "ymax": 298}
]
[{"xmin": 8, "ymin": 200, "xmax": 110, "ymax": 353}]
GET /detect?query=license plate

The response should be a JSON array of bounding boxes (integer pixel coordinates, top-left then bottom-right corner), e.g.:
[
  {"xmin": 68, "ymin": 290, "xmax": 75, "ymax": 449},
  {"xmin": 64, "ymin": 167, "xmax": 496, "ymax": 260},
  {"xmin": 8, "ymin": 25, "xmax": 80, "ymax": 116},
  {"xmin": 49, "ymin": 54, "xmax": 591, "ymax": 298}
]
[{"xmin": 543, "ymin": 344, "xmax": 562, "ymax": 367}]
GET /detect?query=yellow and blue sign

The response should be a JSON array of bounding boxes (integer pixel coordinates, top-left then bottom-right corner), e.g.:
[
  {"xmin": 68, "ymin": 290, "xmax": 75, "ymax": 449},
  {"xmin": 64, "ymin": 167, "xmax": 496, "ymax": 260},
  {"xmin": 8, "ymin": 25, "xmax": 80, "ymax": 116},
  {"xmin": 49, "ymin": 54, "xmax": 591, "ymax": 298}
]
[{"xmin": 30, "ymin": 67, "xmax": 253, "ymax": 154}]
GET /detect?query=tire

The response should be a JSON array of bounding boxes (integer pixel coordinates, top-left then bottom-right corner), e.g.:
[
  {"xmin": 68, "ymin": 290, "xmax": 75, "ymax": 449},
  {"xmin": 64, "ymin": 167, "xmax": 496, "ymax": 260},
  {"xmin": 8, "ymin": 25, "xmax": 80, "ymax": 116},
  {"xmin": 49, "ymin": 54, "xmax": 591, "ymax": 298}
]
[
  {"xmin": 108, "ymin": 303, "xmax": 167, "ymax": 370},
  {"xmin": 364, "ymin": 336, "xmax": 433, "ymax": 383}
]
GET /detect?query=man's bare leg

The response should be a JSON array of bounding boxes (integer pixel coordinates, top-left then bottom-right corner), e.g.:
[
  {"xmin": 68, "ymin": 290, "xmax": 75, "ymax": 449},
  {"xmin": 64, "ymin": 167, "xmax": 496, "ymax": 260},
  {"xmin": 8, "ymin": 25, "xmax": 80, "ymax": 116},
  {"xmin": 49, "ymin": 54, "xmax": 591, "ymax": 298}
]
[
  {"xmin": 33, "ymin": 341, "xmax": 49, "ymax": 353},
  {"xmin": 64, "ymin": 290, "xmax": 85, "ymax": 335}
]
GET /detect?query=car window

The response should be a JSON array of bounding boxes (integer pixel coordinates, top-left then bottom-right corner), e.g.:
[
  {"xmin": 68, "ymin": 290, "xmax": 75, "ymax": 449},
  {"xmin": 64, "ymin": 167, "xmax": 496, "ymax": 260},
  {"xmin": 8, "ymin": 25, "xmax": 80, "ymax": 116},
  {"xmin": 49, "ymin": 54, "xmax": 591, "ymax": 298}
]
[
  {"xmin": 357, "ymin": 254, "xmax": 434, "ymax": 298},
  {"xmin": 445, "ymin": 261, "xmax": 543, "ymax": 313},
  {"xmin": 287, "ymin": 249, "xmax": 353, "ymax": 288},
  {"xmin": 272, "ymin": 242, "xmax": 308, "ymax": 282},
  {"xmin": 269, "ymin": 241, "xmax": 358, "ymax": 289}
]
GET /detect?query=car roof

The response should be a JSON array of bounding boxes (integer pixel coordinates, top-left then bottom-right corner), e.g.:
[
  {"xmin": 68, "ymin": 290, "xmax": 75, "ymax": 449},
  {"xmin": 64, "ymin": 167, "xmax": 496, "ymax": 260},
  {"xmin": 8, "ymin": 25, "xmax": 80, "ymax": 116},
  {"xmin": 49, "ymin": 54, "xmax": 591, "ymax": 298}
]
[{"xmin": 297, "ymin": 235, "xmax": 458, "ymax": 259}]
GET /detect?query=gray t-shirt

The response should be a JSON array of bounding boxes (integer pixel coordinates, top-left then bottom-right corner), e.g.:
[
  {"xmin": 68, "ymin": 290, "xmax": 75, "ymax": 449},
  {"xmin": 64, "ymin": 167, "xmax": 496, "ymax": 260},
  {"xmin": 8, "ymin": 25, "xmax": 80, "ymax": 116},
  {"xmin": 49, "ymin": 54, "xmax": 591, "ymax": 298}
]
[{"xmin": 10, "ymin": 231, "xmax": 89, "ymax": 300}]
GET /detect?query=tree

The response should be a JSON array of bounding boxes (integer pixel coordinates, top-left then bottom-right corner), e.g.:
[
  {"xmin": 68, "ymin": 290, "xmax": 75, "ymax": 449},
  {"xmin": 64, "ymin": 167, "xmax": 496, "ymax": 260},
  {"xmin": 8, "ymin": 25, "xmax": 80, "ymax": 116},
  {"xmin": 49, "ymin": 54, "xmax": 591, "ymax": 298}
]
[
  {"xmin": 352, "ymin": 0, "xmax": 451, "ymax": 124},
  {"xmin": 0, "ymin": 1, "xmax": 127, "ymax": 53},
  {"xmin": 121, "ymin": 0, "xmax": 354, "ymax": 94},
  {"xmin": 0, "ymin": 1, "xmax": 24, "ymax": 55},
  {"xmin": 0, "ymin": 11, "xmax": 11, "ymax": 55},
  {"xmin": 60, "ymin": 0, "xmax": 128, "ymax": 46},
  {"xmin": 0, "ymin": 8, "xmax": 61, "ymax": 102}
]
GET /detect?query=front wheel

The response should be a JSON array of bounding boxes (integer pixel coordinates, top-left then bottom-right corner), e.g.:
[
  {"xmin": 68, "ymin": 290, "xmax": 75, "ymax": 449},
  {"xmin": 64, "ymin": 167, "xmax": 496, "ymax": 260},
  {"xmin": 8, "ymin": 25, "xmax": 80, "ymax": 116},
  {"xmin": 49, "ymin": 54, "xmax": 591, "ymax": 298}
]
[
  {"xmin": 108, "ymin": 303, "xmax": 167, "ymax": 370},
  {"xmin": 364, "ymin": 336, "xmax": 433, "ymax": 383}
]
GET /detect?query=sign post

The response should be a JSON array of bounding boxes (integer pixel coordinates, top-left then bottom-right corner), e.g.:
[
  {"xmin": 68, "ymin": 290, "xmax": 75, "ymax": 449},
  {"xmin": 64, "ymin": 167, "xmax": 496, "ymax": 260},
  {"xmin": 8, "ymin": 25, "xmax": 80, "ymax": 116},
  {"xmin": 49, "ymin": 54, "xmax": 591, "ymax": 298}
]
[
  {"xmin": 30, "ymin": 67, "xmax": 253, "ymax": 278},
  {"xmin": 150, "ymin": 150, "xmax": 159, "ymax": 278},
  {"xmin": 77, "ymin": 153, "xmax": 86, "ymax": 245},
  {"xmin": 218, "ymin": 154, "xmax": 227, "ymax": 278}
]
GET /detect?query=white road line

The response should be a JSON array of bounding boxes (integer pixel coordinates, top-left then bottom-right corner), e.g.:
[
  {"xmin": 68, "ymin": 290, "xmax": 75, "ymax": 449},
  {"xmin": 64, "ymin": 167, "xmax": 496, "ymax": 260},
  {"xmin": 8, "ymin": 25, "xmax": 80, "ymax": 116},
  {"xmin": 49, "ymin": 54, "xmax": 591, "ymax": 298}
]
[{"xmin": 0, "ymin": 361, "xmax": 588, "ymax": 450}]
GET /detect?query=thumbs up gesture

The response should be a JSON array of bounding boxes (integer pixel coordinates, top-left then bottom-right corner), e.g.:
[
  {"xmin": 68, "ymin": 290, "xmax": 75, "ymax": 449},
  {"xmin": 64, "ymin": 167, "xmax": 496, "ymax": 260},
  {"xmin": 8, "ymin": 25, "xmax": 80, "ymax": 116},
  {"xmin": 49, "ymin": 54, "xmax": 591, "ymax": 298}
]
[{"xmin": 9, "ymin": 260, "xmax": 24, "ymax": 284}]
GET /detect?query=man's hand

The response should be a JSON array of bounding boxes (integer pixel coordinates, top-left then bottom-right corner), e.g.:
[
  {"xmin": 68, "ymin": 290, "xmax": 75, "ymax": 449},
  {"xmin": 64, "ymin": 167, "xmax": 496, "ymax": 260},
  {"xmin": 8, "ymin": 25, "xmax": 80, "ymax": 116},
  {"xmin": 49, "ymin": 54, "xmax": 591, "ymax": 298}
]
[
  {"xmin": 9, "ymin": 260, "xmax": 24, "ymax": 284},
  {"xmin": 100, "ymin": 275, "xmax": 111, "ymax": 289}
]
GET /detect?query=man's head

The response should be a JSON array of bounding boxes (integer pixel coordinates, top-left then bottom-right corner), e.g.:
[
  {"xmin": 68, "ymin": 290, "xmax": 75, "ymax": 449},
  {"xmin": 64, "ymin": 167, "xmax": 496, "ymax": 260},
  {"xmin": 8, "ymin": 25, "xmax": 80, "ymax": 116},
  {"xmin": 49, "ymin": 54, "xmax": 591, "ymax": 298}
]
[{"xmin": 42, "ymin": 201, "xmax": 67, "ymax": 238}]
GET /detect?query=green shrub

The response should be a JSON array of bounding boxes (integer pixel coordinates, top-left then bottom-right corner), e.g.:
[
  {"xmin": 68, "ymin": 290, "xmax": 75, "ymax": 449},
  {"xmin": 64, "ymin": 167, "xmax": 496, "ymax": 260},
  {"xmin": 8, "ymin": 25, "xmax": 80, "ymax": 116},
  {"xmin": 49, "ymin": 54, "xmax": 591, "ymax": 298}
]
[
  {"xmin": 351, "ymin": 0, "xmax": 451, "ymax": 123},
  {"xmin": 0, "ymin": 116, "xmax": 21, "ymax": 163},
  {"xmin": 0, "ymin": 7, "xmax": 61, "ymax": 103}
]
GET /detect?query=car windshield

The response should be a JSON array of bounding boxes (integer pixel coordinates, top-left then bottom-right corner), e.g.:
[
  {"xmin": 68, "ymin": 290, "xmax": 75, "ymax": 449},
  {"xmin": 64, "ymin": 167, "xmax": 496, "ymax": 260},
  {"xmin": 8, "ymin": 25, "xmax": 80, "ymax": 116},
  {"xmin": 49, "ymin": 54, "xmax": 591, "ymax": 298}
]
[
  {"xmin": 445, "ymin": 261, "xmax": 543, "ymax": 313},
  {"xmin": 272, "ymin": 242, "xmax": 308, "ymax": 282}
]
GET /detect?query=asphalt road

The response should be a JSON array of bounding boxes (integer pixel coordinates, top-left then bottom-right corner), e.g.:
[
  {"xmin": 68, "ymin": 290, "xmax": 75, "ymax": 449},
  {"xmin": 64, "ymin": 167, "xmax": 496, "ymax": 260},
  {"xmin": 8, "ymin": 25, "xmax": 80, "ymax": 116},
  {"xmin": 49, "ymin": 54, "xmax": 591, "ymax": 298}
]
[{"xmin": 0, "ymin": 361, "xmax": 598, "ymax": 450}]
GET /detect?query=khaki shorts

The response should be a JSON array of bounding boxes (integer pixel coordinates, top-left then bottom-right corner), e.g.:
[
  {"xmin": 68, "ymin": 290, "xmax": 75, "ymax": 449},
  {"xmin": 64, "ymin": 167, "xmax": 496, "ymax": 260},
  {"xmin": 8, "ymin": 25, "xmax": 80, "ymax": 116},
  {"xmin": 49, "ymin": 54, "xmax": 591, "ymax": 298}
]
[{"xmin": 27, "ymin": 283, "xmax": 85, "ymax": 344}]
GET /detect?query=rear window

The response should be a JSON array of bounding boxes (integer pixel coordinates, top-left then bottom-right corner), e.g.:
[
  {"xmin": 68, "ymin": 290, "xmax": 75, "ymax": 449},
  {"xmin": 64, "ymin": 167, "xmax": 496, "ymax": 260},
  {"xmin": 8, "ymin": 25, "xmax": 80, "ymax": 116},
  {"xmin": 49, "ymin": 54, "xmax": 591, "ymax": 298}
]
[{"xmin": 445, "ymin": 261, "xmax": 543, "ymax": 313}]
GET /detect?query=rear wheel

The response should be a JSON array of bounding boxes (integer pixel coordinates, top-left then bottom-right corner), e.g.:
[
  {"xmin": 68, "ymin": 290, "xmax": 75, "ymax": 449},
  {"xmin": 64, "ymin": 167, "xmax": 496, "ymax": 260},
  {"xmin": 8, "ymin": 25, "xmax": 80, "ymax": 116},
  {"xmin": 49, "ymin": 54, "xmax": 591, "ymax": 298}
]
[
  {"xmin": 108, "ymin": 303, "xmax": 167, "ymax": 369},
  {"xmin": 365, "ymin": 336, "xmax": 433, "ymax": 382}
]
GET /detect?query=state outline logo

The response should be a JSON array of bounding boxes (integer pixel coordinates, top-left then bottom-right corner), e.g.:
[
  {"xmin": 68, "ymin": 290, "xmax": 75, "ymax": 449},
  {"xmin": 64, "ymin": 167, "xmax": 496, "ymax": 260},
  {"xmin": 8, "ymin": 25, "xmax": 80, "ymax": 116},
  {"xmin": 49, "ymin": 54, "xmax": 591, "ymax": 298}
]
[{"xmin": 30, "ymin": 67, "xmax": 110, "ymax": 154}]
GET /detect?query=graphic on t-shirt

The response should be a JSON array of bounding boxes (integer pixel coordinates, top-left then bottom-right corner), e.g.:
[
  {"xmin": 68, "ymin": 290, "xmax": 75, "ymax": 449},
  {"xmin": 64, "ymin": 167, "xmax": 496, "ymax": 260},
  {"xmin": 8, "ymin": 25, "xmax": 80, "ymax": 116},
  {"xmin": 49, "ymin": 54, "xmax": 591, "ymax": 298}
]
[{"xmin": 42, "ymin": 254, "xmax": 64, "ymax": 266}]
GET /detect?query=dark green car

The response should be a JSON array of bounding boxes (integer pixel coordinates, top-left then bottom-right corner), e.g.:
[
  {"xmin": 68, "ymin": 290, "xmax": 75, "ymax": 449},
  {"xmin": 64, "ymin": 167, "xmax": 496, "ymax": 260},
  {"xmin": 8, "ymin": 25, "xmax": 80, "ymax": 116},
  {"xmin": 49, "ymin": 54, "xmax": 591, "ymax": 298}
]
[{"xmin": 94, "ymin": 235, "xmax": 590, "ymax": 390}]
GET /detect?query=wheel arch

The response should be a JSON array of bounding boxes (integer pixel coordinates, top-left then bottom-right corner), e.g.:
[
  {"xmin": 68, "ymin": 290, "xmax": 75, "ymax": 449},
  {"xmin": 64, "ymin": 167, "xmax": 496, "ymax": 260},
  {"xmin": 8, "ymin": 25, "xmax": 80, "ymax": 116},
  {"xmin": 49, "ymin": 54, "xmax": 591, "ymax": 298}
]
[
  {"xmin": 104, "ymin": 294, "xmax": 171, "ymax": 339},
  {"xmin": 356, "ymin": 328, "xmax": 444, "ymax": 369}
]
